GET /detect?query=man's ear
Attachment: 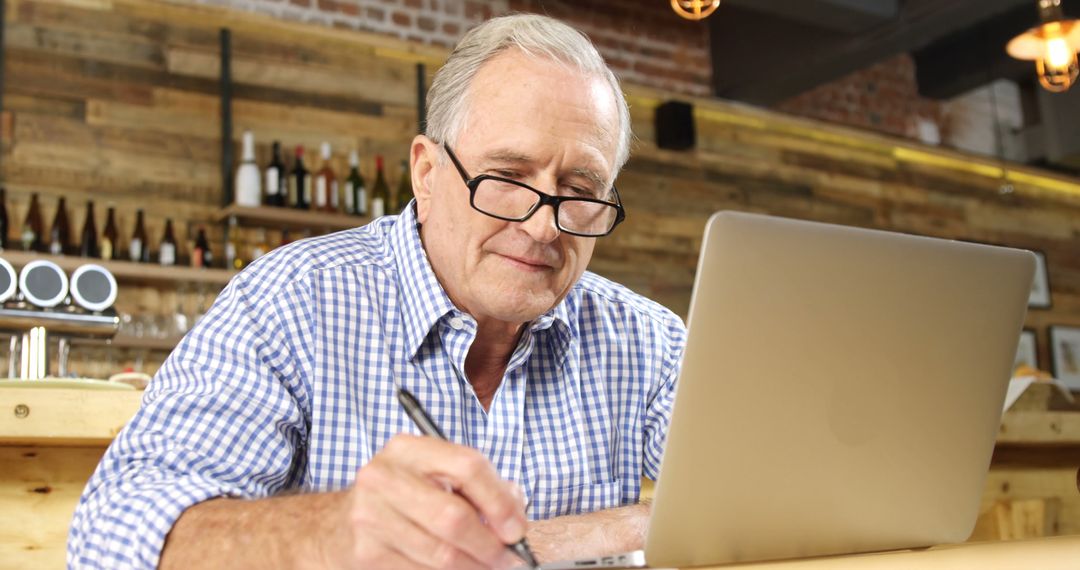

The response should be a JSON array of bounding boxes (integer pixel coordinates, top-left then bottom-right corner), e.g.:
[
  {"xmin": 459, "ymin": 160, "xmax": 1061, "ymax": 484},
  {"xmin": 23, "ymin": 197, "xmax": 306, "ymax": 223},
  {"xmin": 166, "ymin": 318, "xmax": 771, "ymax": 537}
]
[{"xmin": 410, "ymin": 135, "xmax": 439, "ymax": 224}]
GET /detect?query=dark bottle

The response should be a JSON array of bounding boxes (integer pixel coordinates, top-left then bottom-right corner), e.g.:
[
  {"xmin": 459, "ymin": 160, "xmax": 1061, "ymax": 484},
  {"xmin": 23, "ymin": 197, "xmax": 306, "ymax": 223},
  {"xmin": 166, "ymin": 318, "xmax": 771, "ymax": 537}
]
[
  {"xmin": 192, "ymin": 226, "xmax": 212, "ymax": 268},
  {"xmin": 0, "ymin": 187, "xmax": 8, "ymax": 250},
  {"xmin": 78, "ymin": 201, "xmax": 98, "ymax": 258},
  {"xmin": 345, "ymin": 150, "xmax": 366, "ymax": 216},
  {"xmin": 130, "ymin": 209, "xmax": 150, "ymax": 263},
  {"xmin": 48, "ymin": 197, "xmax": 71, "ymax": 256},
  {"xmin": 290, "ymin": 146, "xmax": 310, "ymax": 210},
  {"xmin": 21, "ymin": 193, "xmax": 45, "ymax": 252},
  {"xmin": 159, "ymin": 218, "xmax": 177, "ymax": 266},
  {"xmin": 396, "ymin": 159, "xmax": 413, "ymax": 213},
  {"xmin": 265, "ymin": 141, "xmax": 287, "ymax": 207},
  {"xmin": 101, "ymin": 206, "xmax": 119, "ymax": 260},
  {"xmin": 371, "ymin": 155, "xmax": 389, "ymax": 218}
]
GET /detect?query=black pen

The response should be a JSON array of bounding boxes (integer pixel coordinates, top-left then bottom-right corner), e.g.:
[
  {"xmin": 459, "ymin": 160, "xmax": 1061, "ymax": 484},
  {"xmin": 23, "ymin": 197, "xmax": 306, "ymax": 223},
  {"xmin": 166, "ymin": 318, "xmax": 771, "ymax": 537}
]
[{"xmin": 396, "ymin": 387, "xmax": 541, "ymax": 570}]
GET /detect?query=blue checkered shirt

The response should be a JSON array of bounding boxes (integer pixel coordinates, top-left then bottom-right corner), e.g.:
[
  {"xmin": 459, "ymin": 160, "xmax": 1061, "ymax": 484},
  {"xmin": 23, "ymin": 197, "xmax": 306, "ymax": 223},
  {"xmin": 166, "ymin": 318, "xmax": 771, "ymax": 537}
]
[{"xmin": 68, "ymin": 205, "xmax": 687, "ymax": 569}]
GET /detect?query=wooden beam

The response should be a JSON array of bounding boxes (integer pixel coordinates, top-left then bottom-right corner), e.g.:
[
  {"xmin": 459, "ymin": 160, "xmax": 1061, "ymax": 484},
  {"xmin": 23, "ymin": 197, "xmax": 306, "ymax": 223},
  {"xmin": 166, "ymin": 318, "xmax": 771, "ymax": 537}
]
[{"xmin": 0, "ymin": 388, "xmax": 142, "ymax": 446}]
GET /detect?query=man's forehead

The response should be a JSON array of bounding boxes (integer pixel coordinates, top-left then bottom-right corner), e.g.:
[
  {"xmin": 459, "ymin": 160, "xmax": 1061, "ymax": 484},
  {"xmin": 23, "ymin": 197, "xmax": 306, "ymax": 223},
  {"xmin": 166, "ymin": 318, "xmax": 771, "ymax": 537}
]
[{"xmin": 477, "ymin": 148, "xmax": 611, "ymax": 187}]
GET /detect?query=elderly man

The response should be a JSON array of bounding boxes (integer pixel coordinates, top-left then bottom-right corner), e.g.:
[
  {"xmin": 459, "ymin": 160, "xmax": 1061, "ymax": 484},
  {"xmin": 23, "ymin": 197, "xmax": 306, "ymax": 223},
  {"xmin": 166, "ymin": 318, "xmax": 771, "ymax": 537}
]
[{"xmin": 69, "ymin": 13, "xmax": 685, "ymax": 569}]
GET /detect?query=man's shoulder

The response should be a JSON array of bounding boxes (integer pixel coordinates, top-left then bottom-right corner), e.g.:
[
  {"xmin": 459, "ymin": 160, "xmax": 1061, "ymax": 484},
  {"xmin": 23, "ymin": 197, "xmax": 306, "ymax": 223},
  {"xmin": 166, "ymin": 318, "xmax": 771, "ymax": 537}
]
[{"xmin": 571, "ymin": 271, "xmax": 686, "ymax": 336}]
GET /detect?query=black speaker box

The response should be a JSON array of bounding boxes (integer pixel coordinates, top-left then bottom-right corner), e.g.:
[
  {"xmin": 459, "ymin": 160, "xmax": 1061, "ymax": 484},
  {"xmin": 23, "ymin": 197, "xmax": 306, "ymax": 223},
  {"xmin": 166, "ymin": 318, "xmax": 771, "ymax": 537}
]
[{"xmin": 655, "ymin": 100, "xmax": 696, "ymax": 150}]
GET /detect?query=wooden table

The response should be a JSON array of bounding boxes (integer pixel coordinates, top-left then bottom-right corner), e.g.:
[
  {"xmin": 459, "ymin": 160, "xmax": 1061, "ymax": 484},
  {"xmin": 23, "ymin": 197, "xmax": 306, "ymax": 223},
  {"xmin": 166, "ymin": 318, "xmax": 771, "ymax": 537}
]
[{"xmin": 2, "ymin": 386, "xmax": 1079, "ymax": 569}]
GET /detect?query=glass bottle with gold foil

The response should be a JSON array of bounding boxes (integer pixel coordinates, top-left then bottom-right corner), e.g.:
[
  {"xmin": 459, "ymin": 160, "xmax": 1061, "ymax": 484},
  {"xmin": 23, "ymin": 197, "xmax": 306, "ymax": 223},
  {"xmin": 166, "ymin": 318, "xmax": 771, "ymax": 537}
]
[
  {"xmin": 225, "ymin": 215, "xmax": 245, "ymax": 271},
  {"xmin": 101, "ymin": 206, "xmax": 119, "ymax": 260},
  {"xmin": 371, "ymin": 155, "xmax": 389, "ymax": 218}
]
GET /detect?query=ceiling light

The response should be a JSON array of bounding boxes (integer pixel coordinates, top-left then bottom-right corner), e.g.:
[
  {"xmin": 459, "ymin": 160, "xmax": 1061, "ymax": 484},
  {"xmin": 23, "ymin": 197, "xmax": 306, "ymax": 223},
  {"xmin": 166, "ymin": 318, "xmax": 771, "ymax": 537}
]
[
  {"xmin": 1007, "ymin": 0, "xmax": 1080, "ymax": 92},
  {"xmin": 671, "ymin": 0, "xmax": 721, "ymax": 21}
]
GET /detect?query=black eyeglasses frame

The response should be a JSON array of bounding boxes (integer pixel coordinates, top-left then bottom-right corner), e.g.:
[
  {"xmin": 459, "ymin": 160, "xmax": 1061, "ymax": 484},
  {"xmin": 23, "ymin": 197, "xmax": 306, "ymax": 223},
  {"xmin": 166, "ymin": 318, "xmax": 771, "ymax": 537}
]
[{"xmin": 442, "ymin": 143, "xmax": 626, "ymax": 238}]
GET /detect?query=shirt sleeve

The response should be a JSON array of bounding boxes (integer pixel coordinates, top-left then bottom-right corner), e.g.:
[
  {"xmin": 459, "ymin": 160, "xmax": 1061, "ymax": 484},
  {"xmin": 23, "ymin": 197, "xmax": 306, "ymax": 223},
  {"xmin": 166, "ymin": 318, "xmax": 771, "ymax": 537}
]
[
  {"xmin": 67, "ymin": 259, "xmax": 315, "ymax": 569},
  {"xmin": 641, "ymin": 314, "xmax": 687, "ymax": 481}
]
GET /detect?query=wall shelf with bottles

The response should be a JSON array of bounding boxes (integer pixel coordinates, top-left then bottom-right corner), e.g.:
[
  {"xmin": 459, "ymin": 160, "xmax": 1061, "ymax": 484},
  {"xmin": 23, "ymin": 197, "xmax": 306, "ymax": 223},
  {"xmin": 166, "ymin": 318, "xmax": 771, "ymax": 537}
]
[
  {"xmin": 0, "ymin": 251, "xmax": 237, "ymax": 287},
  {"xmin": 216, "ymin": 204, "xmax": 369, "ymax": 233}
]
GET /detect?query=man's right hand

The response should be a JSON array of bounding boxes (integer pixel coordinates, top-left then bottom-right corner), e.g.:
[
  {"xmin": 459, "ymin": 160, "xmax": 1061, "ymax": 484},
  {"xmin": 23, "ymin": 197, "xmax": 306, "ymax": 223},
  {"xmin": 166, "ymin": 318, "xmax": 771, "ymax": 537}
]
[
  {"xmin": 159, "ymin": 434, "xmax": 528, "ymax": 569},
  {"xmin": 312, "ymin": 433, "xmax": 529, "ymax": 569}
]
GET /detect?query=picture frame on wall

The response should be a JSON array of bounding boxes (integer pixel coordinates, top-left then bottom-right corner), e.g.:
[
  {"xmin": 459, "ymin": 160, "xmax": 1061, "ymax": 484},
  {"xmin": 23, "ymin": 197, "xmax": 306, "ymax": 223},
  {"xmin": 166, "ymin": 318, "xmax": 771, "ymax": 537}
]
[
  {"xmin": 1049, "ymin": 326, "xmax": 1080, "ymax": 389},
  {"xmin": 1013, "ymin": 328, "xmax": 1039, "ymax": 372},
  {"xmin": 1029, "ymin": 250, "xmax": 1051, "ymax": 309}
]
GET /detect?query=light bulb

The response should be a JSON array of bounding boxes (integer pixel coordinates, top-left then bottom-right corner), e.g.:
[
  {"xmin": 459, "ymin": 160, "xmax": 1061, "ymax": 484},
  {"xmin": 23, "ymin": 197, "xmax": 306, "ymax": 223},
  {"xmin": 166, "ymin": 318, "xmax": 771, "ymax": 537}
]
[{"xmin": 1045, "ymin": 34, "xmax": 1074, "ymax": 68}]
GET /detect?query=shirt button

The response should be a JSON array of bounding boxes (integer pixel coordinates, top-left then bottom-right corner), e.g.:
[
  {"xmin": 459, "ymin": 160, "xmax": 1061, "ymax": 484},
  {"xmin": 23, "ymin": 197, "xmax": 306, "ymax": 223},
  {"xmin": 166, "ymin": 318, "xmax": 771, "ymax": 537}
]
[{"xmin": 449, "ymin": 317, "xmax": 465, "ymax": 330}]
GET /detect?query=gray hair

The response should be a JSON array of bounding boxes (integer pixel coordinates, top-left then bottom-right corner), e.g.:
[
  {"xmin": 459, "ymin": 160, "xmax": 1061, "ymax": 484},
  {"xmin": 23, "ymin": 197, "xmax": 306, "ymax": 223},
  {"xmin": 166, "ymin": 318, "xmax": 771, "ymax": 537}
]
[{"xmin": 425, "ymin": 13, "xmax": 633, "ymax": 176}]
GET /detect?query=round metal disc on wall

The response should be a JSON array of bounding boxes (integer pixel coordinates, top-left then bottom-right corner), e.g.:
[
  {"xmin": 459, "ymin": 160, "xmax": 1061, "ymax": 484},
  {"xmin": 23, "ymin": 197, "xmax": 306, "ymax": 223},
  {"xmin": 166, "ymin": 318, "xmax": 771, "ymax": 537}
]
[
  {"xmin": 69, "ymin": 264, "xmax": 118, "ymax": 312},
  {"xmin": 0, "ymin": 258, "xmax": 17, "ymax": 303},
  {"xmin": 19, "ymin": 260, "xmax": 69, "ymax": 308}
]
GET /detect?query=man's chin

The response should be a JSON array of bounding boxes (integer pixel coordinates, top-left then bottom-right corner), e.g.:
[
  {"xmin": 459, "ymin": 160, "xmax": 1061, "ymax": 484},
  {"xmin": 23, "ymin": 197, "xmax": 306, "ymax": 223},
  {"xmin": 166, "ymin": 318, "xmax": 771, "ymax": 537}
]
[{"xmin": 479, "ymin": 294, "xmax": 558, "ymax": 324}]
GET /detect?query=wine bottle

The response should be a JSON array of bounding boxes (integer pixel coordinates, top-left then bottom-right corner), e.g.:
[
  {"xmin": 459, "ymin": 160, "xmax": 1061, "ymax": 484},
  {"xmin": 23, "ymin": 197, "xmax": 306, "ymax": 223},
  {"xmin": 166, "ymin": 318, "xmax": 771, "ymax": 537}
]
[
  {"xmin": 280, "ymin": 229, "xmax": 292, "ymax": 247},
  {"xmin": 101, "ymin": 206, "xmax": 119, "ymax": 260},
  {"xmin": 346, "ymin": 151, "xmax": 366, "ymax": 217},
  {"xmin": 159, "ymin": 218, "xmax": 177, "ymax": 266},
  {"xmin": 251, "ymin": 228, "xmax": 269, "ymax": 261},
  {"xmin": 48, "ymin": 197, "xmax": 71, "ymax": 256},
  {"xmin": 225, "ymin": 215, "xmax": 245, "ymax": 270},
  {"xmin": 235, "ymin": 130, "xmax": 262, "ymax": 207},
  {"xmin": 396, "ymin": 159, "xmax": 413, "ymax": 213},
  {"xmin": 290, "ymin": 146, "xmax": 310, "ymax": 210},
  {"xmin": 130, "ymin": 209, "xmax": 150, "ymax": 263},
  {"xmin": 21, "ymin": 193, "xmax": 45, "ymax": 252},
  {"xmin": 192, "ymin": 226, "xmax": 212, "ymax": 268},
  {"xmin": 78, "ymin": 201, "xmax": 98, "ymax": 258},
  {"xmin": 371, "ymin": 155, "xmax": 389, "ymax": 218},
  {"xmin": 0, "ymin": 187, "xmax": 9, "ymax": 251},
  {"xmin": 315, "ymin": 142, "xmax": 337, "ymax": 213},
  {"xmin": 265, "ymin": 141, "xmax": 287, "ymax": 207}
]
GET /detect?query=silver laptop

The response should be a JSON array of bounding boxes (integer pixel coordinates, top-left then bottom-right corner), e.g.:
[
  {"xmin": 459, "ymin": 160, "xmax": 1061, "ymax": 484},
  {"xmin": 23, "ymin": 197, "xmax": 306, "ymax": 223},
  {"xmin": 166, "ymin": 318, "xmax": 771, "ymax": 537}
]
[{"xmin": 546, "ymin": 210, "xmax": 1034, "ymax": 569}]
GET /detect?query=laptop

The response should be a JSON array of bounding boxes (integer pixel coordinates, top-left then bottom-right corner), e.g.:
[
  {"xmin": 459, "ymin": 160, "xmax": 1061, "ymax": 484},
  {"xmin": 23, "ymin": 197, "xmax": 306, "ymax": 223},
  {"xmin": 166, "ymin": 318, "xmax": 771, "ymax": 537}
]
[{"xmin": 545, "ymin": 210, "xmax": 1034, "ymax": 569}]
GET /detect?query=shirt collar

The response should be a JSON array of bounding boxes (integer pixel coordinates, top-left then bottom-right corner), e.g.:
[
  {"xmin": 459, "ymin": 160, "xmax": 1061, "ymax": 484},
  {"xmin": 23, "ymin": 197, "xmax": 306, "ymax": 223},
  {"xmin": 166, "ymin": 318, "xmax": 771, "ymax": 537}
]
[
  {"xmin": 390, "ymin": 205, "xmax": 575, "ymax": 358},
  {"xmin": 390, "ymin": 206, "xmax": 458, "ymax": 360}
]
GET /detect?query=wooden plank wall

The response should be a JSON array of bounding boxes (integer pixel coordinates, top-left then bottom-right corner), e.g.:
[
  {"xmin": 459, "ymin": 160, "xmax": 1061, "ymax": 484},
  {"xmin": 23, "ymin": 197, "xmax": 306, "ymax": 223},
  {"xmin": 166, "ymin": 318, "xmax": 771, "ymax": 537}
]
[{"xmin": 1, "ymin": 0, "xmax": 1079, "ymax": 375}]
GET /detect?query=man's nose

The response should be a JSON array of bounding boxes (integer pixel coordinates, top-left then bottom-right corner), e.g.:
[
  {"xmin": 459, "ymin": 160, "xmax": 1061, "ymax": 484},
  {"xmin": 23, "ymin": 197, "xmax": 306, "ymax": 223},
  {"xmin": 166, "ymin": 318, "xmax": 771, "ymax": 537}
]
[{"xmin": 518, "ymin": 204, "xmax": 560, "ymax": 243}]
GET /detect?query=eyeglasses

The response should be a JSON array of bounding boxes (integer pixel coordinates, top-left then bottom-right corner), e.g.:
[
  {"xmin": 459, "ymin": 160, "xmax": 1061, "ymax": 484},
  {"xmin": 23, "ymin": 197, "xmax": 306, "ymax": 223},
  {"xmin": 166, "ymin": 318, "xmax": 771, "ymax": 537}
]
[{"xmin": 443, "ymin": 144, "xmax": 626, "ymax": 237}]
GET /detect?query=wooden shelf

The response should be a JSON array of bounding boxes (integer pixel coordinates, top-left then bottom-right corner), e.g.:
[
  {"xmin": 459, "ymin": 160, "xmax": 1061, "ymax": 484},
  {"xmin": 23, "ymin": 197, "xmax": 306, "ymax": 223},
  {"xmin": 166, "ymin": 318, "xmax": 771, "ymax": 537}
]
[
  {"xmin": 73, "ymin": 335, "xmax": 182, "ymax": 351},
  {"xmin": 0, "ymin": 251, "xmax": 237, "ymax": 286},
  {"xmin": 217, "ymin": 204, "xmax": 369, "ymax": 232},
  {"xmin": 0, "ymin": 388, "xmax": 142, "ymax": 446}
]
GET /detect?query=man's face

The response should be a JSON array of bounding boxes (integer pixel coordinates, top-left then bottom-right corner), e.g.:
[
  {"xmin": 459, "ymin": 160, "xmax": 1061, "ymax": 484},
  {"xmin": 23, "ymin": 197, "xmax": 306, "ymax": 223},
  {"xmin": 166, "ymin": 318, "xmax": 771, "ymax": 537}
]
[{"xmin": 414, "ymin": 49, "xmax": 621, "ymax": 326}]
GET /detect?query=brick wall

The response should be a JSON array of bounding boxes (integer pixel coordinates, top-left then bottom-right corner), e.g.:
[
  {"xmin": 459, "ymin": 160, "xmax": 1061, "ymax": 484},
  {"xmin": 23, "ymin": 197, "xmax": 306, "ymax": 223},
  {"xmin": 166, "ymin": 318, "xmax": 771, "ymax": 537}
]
[
  {"xmin": 773, "ymin": 53, "xmax": 944, "ymax": 141},
  {"xmin": 188, "ymin": 0, "xmax": 712, "ymax": 96}
]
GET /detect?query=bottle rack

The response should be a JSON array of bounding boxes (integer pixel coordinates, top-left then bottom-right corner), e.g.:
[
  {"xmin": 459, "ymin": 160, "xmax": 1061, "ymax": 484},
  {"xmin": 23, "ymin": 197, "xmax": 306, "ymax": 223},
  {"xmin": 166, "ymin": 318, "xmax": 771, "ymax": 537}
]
[{"xmin": 216, "ymin": 204, "xmax": 369, "ymax": 233}]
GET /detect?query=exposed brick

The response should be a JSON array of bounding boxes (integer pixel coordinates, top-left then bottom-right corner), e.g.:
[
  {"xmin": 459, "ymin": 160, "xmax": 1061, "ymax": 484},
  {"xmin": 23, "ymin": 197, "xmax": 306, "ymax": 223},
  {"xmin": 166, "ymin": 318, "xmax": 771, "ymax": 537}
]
[
  {"xmin": 464, "ymin": 1, "xmax": 491, "ymax": 19},
  {"xmin": 289, "ymin": 0, "xmax": 311, "ymax": 8},
  {"xmin": 391, "ymin": 10, "xmax": 411, "ymax": 26},
  {"xmin": 405, "ymin": 0, "xmax": 423, "ymax": 8},
  {"xmin": 442, "ymin": 21, "xmax": 459, "ymax": 35},
  {"xmin": 366, "ymin": 6, "xmax": 385, "ymax": 20},
  {"xmin": 418, "ymin": 15, "xmax": 436, "ymax": 31},
  {"xmin": 338, "ymin": 1, "xmax": 358, "ymax": 16}
]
